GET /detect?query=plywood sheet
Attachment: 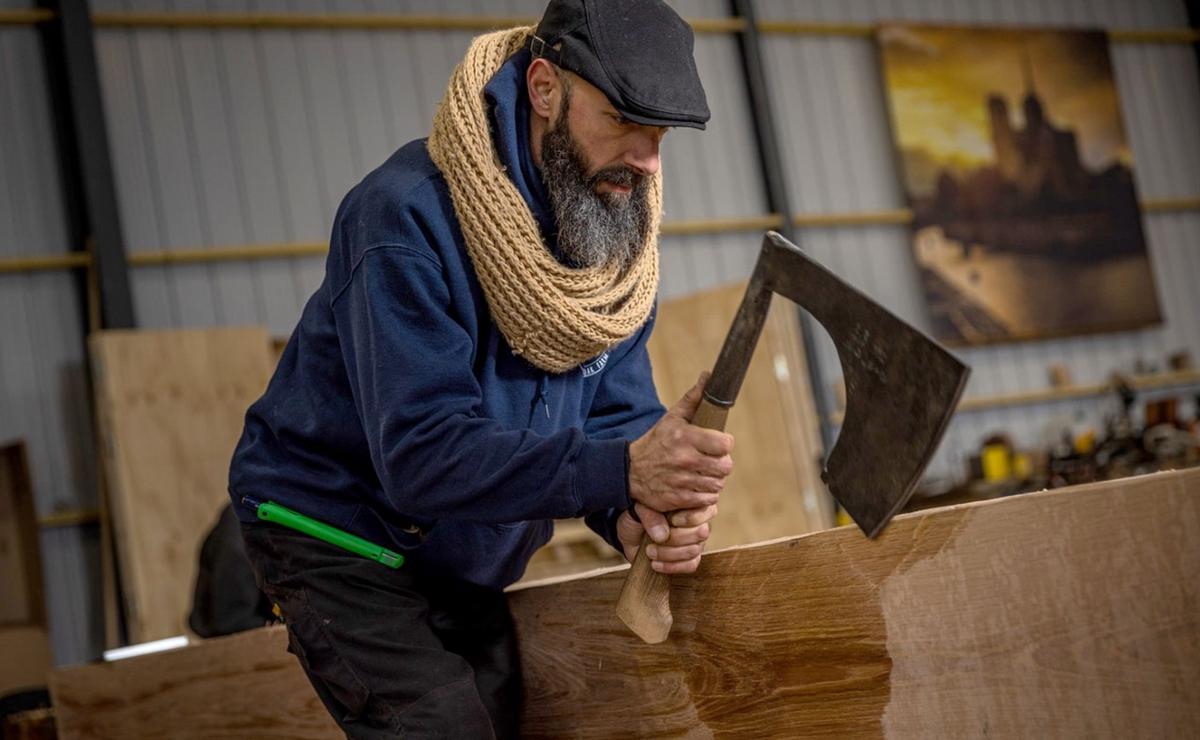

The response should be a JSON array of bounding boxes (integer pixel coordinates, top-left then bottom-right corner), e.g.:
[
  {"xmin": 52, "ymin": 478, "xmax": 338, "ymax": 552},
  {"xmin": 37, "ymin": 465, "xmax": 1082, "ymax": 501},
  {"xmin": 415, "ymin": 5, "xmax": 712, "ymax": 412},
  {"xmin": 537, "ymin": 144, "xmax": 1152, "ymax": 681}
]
[
  {"xmin": 0, "ymin": 626, "xmax": 53, "ymax": 695},
  {"xmin": 0, "ymin": 441, "xmax": 44, "ymax": 628},
  {"xmin": 89, "ymin": 328, "xmax": 273, "ymax": 643},
  {"xmin": 647, "ymin": 282, "xmax": 832, "ymax": 548},
  {"xmin": 50, "ymin": 626, "xmax": 336, "ymax": 740},
  {"xmin": 50, "ymin": 470, "xmax": 1200, "ymax": 739}
]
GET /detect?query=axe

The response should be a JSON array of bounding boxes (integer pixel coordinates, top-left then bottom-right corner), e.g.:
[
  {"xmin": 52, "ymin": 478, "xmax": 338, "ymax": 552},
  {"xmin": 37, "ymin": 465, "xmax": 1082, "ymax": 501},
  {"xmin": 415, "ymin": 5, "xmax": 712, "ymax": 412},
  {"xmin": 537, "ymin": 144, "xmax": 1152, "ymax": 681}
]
[{"xmin": 616, "ymin": 231, "xmax": 969, "ymax": 643}]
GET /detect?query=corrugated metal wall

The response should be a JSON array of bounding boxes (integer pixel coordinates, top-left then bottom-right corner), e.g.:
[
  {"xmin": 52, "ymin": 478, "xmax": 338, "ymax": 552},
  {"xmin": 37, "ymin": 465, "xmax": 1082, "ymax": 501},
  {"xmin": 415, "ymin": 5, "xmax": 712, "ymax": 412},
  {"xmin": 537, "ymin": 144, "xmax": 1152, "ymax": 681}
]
[
  {"xmin": 0, "ymin": 0, "xmax": 104, "ymax": 666},
  {"xmin": 4, "ymin": 0, "xmax": 1198, "ymax": 663}
]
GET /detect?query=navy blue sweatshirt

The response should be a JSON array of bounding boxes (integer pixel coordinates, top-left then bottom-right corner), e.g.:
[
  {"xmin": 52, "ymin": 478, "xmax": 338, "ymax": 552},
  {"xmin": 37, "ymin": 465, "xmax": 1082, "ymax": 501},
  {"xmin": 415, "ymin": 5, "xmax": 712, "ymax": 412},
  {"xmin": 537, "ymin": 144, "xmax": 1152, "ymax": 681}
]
[{"xmin": 228, "ymin": 50, "xmax": 666, "ymax": 589}]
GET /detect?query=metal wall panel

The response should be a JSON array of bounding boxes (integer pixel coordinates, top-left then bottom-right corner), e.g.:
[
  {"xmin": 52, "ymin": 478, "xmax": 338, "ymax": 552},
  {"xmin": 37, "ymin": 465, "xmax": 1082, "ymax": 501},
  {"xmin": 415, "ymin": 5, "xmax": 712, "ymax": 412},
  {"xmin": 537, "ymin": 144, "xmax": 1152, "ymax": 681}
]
[{"xmin": 0, "ymin": 19, "xmax": 101, "ymax": 666}]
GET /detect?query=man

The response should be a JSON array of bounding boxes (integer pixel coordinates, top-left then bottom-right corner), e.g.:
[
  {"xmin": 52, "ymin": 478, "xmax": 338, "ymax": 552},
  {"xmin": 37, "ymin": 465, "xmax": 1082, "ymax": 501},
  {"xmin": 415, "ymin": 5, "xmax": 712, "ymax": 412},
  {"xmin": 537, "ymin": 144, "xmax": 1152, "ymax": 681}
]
[{"xmin": 228, "ymin": 1, "xmax": 733, "ymax": 736}]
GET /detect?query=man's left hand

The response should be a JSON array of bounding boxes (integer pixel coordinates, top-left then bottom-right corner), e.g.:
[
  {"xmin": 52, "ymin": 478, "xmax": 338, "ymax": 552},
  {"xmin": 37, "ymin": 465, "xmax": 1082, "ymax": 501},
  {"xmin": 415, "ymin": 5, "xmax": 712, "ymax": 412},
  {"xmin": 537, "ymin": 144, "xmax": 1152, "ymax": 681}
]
[{"xmin": 615, "ymin": 503, "xmax": 718, "ymax": 574}]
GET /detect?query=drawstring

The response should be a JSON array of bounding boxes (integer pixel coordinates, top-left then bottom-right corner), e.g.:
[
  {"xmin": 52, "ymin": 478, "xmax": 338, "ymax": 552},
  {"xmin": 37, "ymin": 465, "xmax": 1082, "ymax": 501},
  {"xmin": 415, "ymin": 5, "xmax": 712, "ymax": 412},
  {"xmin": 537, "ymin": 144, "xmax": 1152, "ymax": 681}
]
[{"xmin": 534, "ymin": 375, "xmax": 550, "ymax": 419}]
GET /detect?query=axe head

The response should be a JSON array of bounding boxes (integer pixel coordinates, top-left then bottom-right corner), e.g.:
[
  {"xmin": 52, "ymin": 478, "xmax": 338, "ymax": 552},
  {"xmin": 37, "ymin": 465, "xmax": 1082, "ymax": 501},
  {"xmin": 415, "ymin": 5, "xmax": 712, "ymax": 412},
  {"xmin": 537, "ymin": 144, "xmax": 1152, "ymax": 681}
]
[{"xmin": 712, "ymin": 233, "xmax": 969, "ymax": 538}]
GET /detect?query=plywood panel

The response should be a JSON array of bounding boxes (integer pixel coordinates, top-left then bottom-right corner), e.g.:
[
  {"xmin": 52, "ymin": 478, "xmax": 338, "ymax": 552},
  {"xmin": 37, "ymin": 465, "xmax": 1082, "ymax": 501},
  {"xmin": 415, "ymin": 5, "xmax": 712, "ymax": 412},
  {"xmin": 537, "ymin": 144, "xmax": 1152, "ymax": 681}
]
[
  {"xmin": 89, "ymin": 327, "xmax": 273, "ymax": 643},
  {"xmin": 0, "ymin": 626, "xmax": 53, "ymax": 696},
  {"xmin": 49, "ymin": 470, "xmax": 1200, "ymax": 738},
  {"xmin": 648, "ymin": 281, "xmax": 832, "ymax": 547}
]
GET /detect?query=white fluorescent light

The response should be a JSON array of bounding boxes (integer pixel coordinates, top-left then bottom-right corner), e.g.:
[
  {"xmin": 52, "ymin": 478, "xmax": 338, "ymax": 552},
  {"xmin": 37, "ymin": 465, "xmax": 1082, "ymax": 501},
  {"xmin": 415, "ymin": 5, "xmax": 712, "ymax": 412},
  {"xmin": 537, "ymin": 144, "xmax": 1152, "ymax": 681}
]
[{"xmin": 103, "ymin": 635, "xmax": 189, "ymax": 662}]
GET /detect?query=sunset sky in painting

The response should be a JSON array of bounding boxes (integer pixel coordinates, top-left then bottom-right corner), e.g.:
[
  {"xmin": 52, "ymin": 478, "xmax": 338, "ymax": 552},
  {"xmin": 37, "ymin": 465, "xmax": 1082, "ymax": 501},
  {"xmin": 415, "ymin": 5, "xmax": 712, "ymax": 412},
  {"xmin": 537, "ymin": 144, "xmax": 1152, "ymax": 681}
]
[{"xmin": 878, "ymin": 26, "xmax": 1131, "ymax": 180}]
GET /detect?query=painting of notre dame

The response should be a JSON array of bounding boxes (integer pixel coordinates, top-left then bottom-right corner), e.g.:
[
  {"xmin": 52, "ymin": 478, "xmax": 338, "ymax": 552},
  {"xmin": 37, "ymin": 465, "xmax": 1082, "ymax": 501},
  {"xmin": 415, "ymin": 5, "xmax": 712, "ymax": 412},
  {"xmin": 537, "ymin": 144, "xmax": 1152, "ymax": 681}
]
[{"xmin": 877, "ymin": 26, "xmax": 1161, "ymax": 344}]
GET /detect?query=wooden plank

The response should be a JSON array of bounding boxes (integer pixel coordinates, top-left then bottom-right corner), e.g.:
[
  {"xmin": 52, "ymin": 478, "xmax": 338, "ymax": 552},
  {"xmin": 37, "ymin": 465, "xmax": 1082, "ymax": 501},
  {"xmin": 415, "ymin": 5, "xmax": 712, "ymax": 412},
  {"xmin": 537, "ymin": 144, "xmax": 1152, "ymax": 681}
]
[
  {"xmin": 51, "ymin": 626, "xmax": 338, "ymax": 740},
  {"xmin": 89, "ymin": 327, "xmax": 273, "ymax": 643},
  {"xmin": 647, "ymin": 282, "xmax": 830, "ymax": 549},
  {"xmin": 0, "ymin": 626, "xmax": 53, "ymax": 695},
  {"xmin": 0, "ymin": 441, "xmax": 45, "ymax": 628},
  {"xmin": 50, "ymin": 470, "xmax": 1200, "ymax": 737},
  {"xmin": 513, "ymin": 469, "xmax": 1200, "ymax": 738}
]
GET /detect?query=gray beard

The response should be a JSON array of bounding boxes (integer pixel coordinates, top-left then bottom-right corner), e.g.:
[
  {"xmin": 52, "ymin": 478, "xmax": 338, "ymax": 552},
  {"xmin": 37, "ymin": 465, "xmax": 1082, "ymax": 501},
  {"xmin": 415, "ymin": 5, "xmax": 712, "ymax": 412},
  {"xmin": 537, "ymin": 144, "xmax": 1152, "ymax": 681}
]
[{"xmin": 539, "ymin": 112, "xmax": 652, "ymax": 270}]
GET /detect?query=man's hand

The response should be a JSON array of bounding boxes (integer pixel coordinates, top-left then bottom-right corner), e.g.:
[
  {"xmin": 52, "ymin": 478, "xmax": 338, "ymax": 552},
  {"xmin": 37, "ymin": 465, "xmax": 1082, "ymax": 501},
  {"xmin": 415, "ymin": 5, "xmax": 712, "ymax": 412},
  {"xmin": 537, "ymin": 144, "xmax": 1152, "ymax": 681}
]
[
  {"xmin": 628, "ymin": 373, "xmax": 734, "ymax": 525},
  {"xmin": 622, "ymin": 373, "xmax": 734, "ymax": 572},
  {"xmin": 616, "ymin": 503, "xmax": 718, "ymax": 574}
]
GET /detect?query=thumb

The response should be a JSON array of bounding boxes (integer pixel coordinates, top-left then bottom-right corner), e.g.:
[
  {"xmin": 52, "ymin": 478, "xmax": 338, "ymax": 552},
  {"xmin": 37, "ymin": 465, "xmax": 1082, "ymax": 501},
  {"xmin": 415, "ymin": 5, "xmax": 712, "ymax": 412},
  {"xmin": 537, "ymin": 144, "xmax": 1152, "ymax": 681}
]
[
  {"xmin": 669, "ymin": 371, "xmax": 710, "ymax": 421},
  {"xmin": 636, "ymin": 504, "xmax": 671, "ymax": 544}
]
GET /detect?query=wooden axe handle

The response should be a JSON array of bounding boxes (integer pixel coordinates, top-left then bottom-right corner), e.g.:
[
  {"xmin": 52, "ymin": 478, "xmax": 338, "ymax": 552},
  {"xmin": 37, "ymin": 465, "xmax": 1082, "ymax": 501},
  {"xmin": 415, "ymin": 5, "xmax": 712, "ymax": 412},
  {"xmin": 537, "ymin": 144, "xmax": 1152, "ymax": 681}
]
[{"xmin": 615, "ymin": 396, "xmax": 730, "ymax": 644}]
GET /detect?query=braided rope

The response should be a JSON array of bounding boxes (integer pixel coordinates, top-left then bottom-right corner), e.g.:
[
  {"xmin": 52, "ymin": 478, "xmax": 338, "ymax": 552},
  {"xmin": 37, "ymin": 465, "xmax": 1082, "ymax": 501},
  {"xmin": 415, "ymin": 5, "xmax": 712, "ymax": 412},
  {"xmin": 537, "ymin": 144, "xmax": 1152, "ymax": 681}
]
[{"xmin": 427, "ymin": 27, "xmax": 661, "ymax": 373}]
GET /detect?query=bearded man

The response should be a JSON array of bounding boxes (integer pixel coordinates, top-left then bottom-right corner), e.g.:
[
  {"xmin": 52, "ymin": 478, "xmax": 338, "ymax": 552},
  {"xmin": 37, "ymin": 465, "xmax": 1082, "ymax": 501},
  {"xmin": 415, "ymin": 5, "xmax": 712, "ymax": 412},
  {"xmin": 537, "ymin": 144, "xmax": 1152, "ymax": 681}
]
[{"xmin": 228, "ymin": 1, "xmax": 733, "ymax": 737}]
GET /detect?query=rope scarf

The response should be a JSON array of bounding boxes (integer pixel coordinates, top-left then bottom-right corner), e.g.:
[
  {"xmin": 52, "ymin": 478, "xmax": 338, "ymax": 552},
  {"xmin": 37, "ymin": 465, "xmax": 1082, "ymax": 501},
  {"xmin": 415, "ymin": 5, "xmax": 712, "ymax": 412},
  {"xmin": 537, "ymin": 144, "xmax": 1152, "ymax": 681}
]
[{"xmin": 427, "ymin": 27, "xmax": 661, "ymax": 374}]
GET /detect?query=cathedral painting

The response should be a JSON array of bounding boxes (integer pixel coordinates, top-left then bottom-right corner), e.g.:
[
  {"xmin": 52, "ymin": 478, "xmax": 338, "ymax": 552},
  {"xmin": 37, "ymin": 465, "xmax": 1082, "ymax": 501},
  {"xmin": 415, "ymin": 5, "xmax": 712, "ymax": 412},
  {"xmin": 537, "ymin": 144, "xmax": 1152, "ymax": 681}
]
[{"xmin": 877, "ymin": 26, "xmax": 1161, "ymax": 345}]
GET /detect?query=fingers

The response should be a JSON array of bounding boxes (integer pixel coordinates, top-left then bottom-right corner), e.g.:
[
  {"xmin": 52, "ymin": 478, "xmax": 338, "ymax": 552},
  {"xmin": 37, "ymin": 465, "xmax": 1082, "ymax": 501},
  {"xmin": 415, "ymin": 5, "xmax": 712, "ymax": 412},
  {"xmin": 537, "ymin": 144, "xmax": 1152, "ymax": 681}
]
[
  {"xmin": 659, "ymin": 522, "xmax": 710, "ymax": 547},
  {"xmin": 667, "ymin": 372, "xmax": 711, "ymax": 420},
  {"xmin": 645, "ymin": 542, "xmax": 702, "ymax": 563},
  {"xmin": 671, "ymin": 504, "xmax": 717, "ymax": 528},
  {"xmin": 647, "ymin": 540, "xmax": 704, "ymax": 574},
  {"xmin": 685, "ymin": 427, "xmax": 735, "ymax": 457},
  {"xmin": 635, "ymin": 503, "xmax": 670, "ymax": 544}
]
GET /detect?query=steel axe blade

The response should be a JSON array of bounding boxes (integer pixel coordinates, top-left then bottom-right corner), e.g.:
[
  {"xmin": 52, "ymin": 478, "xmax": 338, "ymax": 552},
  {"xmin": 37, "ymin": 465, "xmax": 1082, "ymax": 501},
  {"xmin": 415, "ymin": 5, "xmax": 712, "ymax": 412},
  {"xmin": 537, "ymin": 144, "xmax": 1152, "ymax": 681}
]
[{"xmin": 745, "ymin": 232, "xmax": 969, "ymax": 537}]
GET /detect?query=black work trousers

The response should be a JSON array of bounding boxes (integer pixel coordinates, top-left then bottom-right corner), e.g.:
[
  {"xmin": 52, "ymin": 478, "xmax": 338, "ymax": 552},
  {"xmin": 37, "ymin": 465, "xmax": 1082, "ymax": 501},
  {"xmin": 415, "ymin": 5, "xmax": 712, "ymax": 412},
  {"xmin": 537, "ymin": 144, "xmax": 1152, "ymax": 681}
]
[{"xmin": 241, "ymin": 523, "xmax": 522, "ymax": 739}]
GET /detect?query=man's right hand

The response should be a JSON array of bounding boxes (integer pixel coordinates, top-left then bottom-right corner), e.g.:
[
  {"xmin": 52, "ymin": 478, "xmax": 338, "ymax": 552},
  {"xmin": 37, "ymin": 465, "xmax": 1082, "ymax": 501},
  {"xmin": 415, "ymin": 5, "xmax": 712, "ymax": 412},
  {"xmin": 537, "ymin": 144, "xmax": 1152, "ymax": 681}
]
[{"xmin": 628, "ymin": 373, "xmax": 734, "ymax": 543}]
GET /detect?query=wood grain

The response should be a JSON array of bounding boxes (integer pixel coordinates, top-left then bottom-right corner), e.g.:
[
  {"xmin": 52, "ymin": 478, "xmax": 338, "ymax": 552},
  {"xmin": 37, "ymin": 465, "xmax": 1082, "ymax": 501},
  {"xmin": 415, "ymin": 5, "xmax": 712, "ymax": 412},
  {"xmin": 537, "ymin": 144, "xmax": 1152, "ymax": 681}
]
[
  {"xmin": 50, "ymin": 470, "xmax": 1200, "ymax": 738},
  {"xmin": 50, "ymin": 627, "xmax": 338, "ymax": 739},
  {"xmin": 0, "ymin": 441, "xmax": 45, "ymax": 628},
  {"xmin": 512, "ymin": 469, "xmax": 1200, "ymax": 738},
  {"xmin": 89, "ymin": 328, "xmax": 273, "ymax": 643}
]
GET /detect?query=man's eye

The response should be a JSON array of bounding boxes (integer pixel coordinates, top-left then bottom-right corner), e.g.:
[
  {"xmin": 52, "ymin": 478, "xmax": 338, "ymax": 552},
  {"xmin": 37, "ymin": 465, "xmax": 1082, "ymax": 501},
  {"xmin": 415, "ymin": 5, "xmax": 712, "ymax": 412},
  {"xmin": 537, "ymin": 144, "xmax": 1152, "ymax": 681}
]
[{"xmin": 612, "ymin": 114, "xmax": 631, "ymax": 126}]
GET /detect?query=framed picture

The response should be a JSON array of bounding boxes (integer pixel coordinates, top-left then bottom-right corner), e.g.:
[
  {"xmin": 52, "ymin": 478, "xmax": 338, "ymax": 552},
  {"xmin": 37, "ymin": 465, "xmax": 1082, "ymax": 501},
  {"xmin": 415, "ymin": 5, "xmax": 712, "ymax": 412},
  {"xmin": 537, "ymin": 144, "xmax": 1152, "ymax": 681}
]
[{"xmin": 877, "ymin": 25, "xmax": 1161, "ymax": 345}]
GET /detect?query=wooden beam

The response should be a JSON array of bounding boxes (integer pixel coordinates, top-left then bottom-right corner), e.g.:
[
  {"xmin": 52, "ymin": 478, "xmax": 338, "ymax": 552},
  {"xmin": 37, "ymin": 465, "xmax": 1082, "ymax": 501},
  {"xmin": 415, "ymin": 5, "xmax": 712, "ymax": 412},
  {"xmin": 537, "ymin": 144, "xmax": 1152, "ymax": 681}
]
[{"xmin": 50, "ymin": 470, "xmax": 1200, "ymax": 738}]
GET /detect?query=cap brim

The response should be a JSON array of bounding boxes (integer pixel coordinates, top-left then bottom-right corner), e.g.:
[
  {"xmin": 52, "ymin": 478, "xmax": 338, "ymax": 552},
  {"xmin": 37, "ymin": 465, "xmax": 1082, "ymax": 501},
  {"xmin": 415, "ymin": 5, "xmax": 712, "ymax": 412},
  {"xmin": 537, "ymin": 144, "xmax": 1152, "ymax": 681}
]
[{"xmin": 618, "ymin": 108, "xmax": 708, "ymax": 130}]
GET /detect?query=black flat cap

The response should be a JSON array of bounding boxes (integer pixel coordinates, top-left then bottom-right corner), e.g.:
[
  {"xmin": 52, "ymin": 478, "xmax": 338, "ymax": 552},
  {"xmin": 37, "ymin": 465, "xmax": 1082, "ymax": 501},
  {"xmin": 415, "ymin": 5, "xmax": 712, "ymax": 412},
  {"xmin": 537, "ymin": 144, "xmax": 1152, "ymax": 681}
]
[{"xmin": 527, "ymin": 0, "xmax": 710, "ymax": 130}]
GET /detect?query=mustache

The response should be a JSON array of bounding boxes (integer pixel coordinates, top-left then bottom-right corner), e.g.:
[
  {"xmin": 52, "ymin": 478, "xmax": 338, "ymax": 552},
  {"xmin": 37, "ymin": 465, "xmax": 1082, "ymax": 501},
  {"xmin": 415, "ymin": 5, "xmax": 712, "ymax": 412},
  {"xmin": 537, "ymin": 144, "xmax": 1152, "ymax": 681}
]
[{"xmin": 590, "ymin": 165, "xmax": 644, "ymax": 191}]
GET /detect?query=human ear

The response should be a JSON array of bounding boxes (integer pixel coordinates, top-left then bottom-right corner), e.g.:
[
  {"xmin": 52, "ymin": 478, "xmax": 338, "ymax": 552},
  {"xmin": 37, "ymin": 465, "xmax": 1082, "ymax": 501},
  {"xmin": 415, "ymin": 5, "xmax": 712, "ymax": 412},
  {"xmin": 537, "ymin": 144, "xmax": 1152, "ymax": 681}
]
[{"xmin": 526, "ymin": 58, "xmax": 558, "ymax": 119}]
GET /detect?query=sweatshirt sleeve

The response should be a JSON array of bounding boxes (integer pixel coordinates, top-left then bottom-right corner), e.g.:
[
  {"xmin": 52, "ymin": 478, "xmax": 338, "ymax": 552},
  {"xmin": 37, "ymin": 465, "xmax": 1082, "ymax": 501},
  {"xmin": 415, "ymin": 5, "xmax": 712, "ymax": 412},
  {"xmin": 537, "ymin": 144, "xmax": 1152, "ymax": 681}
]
[
  {"xmin": 581, "ymin": 306, "xmax": 667, "ymax": 554},
  {"xmin": 330, "ymin": 244, "xmax": 630, "ymax": 524}
]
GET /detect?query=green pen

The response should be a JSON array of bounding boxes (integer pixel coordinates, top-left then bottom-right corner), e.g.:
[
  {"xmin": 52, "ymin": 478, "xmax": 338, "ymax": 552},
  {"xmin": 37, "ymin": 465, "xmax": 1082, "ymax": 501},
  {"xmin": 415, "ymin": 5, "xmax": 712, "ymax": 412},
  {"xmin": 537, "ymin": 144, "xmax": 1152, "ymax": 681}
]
[{"xmin": 246, "ymin": 497, "xmax": 405, "ymax": 569}]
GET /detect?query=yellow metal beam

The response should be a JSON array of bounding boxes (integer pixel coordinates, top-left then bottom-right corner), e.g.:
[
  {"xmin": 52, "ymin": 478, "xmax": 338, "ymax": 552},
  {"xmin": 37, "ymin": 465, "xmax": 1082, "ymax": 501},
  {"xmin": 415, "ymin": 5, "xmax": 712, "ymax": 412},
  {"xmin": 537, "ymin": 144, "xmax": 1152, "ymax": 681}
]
[
  {"xmin": 5, "ymin": 197, "xmax": 1197, "ymax": 271},
  {"xmin": 0, "ymin": 9, "xmax": 54, "ymax": 25},
  {"xmin": 0, "ymin": 252, "xmax": 92, "ymax": 274},
  {"xmin": 127, "ymin": 241, "xmax": 328, "ymax": 266}
]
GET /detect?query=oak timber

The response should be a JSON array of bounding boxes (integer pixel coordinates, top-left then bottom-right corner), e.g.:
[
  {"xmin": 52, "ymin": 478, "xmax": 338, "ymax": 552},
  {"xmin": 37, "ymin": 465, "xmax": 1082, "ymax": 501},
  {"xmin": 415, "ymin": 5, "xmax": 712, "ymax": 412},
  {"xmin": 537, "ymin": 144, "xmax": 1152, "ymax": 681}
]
[
  {"xmin": 89, "ymin": 328, "xmax": 274, "ymax": 643},
  {"xmin": 50, "ymin": 470, "xmax": 1200, "ymax": 738}
]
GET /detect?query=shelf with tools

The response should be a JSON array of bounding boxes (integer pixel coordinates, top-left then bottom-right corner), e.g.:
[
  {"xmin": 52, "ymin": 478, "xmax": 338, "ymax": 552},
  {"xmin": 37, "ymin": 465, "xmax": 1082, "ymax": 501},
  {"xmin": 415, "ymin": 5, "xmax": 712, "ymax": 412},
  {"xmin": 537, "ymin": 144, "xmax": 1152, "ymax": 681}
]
[{"xmin": 829, "ymin": 369, "xmax": 1200, "ymax": 425}]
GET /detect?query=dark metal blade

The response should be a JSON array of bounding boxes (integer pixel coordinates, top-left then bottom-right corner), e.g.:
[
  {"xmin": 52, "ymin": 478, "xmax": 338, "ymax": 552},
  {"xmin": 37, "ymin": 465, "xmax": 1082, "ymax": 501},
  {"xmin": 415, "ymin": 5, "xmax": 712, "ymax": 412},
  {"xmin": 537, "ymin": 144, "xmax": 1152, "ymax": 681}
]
[{"xmin": 761, "ymin": 232, "xmax": 970, "ymax": 538}]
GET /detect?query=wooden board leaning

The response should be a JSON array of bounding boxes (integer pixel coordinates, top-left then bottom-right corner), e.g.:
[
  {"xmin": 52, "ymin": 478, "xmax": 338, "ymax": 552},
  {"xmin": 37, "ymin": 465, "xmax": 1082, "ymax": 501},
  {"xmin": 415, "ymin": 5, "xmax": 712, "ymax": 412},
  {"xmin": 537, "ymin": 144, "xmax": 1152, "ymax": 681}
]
[
  {"xmin": 51, "ymin": 469, "xmax": 1200, "ymax": 738},
  {"xmin": 89, "ymin": 327, "xmax": 273, "ymax": 644}
]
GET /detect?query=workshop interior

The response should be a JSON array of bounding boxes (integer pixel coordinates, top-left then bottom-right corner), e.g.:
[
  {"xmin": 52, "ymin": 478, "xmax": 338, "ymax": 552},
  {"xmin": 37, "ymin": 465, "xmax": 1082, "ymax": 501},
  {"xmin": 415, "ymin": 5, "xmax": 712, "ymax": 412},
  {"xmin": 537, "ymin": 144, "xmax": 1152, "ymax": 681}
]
[{"xmin": 2, "ymin": 0, "xmax": 1199, "ymax": 737}]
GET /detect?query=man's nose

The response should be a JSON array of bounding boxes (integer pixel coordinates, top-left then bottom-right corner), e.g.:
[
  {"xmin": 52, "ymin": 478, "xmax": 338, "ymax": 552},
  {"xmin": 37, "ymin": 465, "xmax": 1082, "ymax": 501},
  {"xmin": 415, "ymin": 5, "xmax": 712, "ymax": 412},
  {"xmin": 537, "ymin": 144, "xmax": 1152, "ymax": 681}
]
[{"xmin": 624, "ymin": 128, "xmax": 664, "ymax": 177}]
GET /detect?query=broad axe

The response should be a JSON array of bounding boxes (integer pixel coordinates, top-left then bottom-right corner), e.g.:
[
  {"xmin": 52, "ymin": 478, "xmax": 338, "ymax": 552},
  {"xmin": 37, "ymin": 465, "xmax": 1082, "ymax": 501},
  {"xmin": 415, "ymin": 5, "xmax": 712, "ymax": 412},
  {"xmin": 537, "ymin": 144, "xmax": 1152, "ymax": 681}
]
[{"xmin": 616, "ymin": 231, "xmax": 970, "ymax": 643}]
